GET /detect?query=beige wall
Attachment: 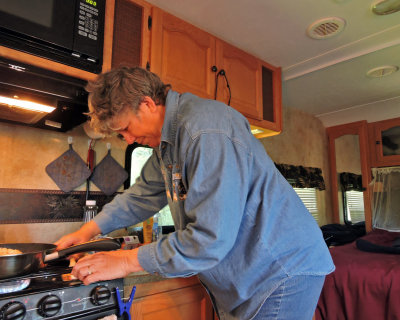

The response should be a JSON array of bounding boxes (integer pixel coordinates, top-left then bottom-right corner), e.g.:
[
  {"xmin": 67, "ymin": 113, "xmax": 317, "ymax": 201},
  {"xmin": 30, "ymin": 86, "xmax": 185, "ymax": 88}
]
[
  {"xmin": 0, "ymin": 105, "xmax": 332, "ymax": 243},
  {"xmin": 335, "ymin": 134, "xmax": 361, "ymax": 174},
  {"xmin": 0, "ymin": 121, "xmax": 127, "ymax": 243},
  {"xmin": 260, "ymin": 107, "xmax": 332, "ymax": 226}
]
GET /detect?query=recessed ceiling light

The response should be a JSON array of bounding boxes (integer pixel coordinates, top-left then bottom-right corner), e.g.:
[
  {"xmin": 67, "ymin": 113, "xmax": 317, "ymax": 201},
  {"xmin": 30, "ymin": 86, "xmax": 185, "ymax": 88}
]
[
  {"xmin": 366, "ymin": 65, "xmax": 399, "ymax": 78},
  {"xmin": 372, "ymin": 0, "xmax": 400, "ymax": 15},
  {"xmin": 307, "ymin": 17, "xmax": 346, "ymax": 40}
]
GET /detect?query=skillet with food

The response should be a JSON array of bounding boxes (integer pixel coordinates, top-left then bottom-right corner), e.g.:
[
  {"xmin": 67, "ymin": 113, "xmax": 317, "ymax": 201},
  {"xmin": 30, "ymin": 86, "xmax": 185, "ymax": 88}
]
[{"xmin": 0, "ymin": 238, "xmax": 121, "ymax": 280}]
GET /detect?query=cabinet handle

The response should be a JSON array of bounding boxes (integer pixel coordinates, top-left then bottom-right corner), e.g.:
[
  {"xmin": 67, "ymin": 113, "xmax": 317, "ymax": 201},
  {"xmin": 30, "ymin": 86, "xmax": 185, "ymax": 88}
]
[{"xmin": 376, "ymin": 141, "xmax": 381, "ymax": 145}]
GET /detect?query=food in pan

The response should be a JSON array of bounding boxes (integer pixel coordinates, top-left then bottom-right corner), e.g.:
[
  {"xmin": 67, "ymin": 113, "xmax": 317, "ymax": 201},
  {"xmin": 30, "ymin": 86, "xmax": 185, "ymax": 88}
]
[{"xmin": 0, "ymin": 247, "xmax": 22, "ymax": 255}]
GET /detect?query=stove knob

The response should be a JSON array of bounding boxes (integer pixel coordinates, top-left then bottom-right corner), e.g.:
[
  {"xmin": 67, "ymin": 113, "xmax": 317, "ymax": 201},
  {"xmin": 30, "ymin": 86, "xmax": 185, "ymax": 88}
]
[
  {"xmin": 0, "ymin": 301, "xmax": 26, "ymax": 320},
  {"xmin": 90, "ymin": 285, "xmax": 111, "ymax": 305},
  {"xmin": 37, "ymin": 295, "xmax": 62, "ymax": 318}
]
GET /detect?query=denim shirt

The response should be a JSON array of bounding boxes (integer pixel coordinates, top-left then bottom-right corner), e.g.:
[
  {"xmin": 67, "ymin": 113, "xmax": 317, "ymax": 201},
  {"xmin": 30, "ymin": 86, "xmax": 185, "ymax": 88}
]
[{"xmin": 94, "ymin": 90, "xmax": 335, "ymax": 320}]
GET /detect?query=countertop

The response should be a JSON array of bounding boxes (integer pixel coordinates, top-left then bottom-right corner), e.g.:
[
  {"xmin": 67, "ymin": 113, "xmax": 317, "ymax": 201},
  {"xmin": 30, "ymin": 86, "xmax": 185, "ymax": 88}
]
[{"xmin": 123, "ymin": 271, "xmax": 165, "ymax": 286}]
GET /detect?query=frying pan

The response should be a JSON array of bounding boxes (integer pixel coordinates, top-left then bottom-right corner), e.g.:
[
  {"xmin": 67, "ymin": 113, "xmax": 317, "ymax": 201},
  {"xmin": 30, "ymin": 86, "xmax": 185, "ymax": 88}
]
[{"xmin": 0, "ymin": 238, "xmax": 121, "ymax": 280}]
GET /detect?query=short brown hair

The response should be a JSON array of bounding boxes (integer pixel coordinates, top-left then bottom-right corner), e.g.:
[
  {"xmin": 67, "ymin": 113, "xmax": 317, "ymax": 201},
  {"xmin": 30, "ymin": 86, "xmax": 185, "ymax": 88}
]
[{"xmin": 85, "ymin": 66, "xmax": 170, "ymax": 134}]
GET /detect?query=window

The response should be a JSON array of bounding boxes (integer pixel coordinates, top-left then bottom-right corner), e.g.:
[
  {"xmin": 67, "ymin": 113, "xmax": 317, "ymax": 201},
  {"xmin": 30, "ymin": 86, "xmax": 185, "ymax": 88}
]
[
  {"xmin": 293, "ymin": 187, "xmax": 319, "ymax": 224},
  {"xmin": 344, "ymin": 190, "xmax": 364, "ymax": 224},
  {"xmin": 125, "ymin": 143, "xmax": 174, "ymax": 227}
]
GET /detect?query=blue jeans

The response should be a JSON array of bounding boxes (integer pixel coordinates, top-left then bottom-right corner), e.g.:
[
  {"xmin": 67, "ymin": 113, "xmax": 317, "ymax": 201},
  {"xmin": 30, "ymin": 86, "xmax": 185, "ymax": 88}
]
[{"xmin": 252, "ymin": 275, "xmax": 325, "ymax": 320}]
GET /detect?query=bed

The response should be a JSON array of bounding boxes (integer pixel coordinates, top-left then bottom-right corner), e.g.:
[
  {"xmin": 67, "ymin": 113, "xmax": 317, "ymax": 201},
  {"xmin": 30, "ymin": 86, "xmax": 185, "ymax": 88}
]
[{"xmin": 315, "ymin": 228, "xmax": 400, "ymax": 320}]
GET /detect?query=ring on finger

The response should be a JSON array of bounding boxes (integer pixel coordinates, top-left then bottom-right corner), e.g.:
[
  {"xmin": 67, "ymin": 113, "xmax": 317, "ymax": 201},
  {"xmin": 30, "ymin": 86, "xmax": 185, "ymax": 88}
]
[{"xmin": 87, "ymin": 266, "xmax": 92, "ymax": 275}]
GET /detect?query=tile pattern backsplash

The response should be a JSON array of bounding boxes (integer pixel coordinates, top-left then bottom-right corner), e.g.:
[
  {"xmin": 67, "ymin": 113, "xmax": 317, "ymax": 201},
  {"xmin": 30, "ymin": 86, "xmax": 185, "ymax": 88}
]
[{"xmin": 0, "ymin": 122, "xmax": 127, "ymax": 243}]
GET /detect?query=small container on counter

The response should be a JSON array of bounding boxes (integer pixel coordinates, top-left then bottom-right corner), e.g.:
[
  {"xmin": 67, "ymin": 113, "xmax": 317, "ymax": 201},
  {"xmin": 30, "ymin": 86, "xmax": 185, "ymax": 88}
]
[
  {"xmin": 83, "ymin": 200, "xmax": 98, "ymax": 223},
  {"xmin": 142, "ymin": 217, "xmax": 153, "ymax": 244},
  {"xmin": 152, "ymin": 214, "xmax": 162, "ymax": 242}
]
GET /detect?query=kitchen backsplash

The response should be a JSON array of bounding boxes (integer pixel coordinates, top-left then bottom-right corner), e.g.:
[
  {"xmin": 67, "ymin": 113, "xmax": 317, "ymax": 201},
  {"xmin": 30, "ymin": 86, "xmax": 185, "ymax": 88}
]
[{"xmin": 0, "ymin": 121, "xmax": 127, "ymax": 243}]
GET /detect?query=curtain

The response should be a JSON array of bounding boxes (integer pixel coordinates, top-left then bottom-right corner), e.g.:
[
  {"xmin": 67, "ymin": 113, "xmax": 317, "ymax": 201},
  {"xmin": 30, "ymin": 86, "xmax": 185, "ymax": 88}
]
[
  {"xmin": 339, "ymin": 172, "xmax": 363, "ymax": 192},
  {"xmin": 371, "ymin": 167, "xmax": 400, "ymax": 231},
  {"xmin": 274, "ymin": 163, "xmax": 325, "ymax": 190}
]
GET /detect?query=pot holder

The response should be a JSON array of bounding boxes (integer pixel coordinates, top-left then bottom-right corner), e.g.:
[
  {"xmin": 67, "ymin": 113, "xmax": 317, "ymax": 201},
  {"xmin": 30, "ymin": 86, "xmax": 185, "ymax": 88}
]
[
  {"xmin": 90, "ymin": 144, "xmax": 129, "ymax": 195},
  {"xmin": 45, "ymin": 137, "xmax": 91, "ymax": 192}
]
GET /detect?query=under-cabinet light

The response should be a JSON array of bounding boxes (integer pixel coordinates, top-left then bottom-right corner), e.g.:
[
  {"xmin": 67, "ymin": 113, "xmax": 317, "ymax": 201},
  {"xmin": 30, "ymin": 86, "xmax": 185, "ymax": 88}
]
[{"xmin": 0, "ymin": 95, "xmax": 55, "ymax": 113}]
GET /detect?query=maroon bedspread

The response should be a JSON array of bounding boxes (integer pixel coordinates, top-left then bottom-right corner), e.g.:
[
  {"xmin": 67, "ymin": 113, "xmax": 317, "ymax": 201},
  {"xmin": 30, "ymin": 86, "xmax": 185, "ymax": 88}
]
[{"xmin": 315, "ymin": 229, "xmax": 400, "ymax": 320}]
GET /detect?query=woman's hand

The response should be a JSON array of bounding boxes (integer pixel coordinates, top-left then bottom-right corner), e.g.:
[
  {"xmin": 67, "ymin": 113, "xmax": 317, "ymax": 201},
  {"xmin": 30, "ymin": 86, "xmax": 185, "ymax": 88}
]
[
  {"xmin": 71, "ymin": 249, "xmax": 144, "ymax": 285},
  {"xmin": 55, "ymin": 221, "xmax": 102, "ymax": 250}
]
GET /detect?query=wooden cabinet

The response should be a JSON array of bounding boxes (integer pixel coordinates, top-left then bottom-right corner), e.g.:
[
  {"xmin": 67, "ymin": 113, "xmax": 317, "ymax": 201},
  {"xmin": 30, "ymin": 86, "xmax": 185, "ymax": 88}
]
[
  {"xmin": 369, "ymin": 117, "xmax": 400, "ymax": 167},
  {"xmin": 150, "ymin": 7, "xmax": 216, "ymax": 100},
  {"xmin": 215, "ymin": 40, "xmax": 262, "ymax": 120},
  {"xmin": 149, "ymin": 7, "xmax": 282, "ymax": 137},
  {"xmin": 248, "ymin": 60, "xmax": 282, "ymax": 138},
  {"xmin": 108, "ymin": 0, "xmax": 151, "ymax": 70},
  {"xmin": 215, "ymin": 41, "xmax": 282, "ymax": 138},
  {"xmin": 126, "ymin": 276, "xmax": 214, "ymax": 320}
]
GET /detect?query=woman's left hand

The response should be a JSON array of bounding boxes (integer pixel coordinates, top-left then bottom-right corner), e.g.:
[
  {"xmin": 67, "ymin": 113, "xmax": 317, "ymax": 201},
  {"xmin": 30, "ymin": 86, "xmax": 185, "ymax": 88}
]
[{"xmin": 72, "ymin": 248, "xmax": 144, "ymax": 285}]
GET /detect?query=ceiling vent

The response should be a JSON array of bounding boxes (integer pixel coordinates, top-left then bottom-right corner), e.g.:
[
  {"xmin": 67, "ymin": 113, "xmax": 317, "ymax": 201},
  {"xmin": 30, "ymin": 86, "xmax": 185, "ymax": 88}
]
[
  {"xmin": 307, "ymin": 17, "xmax": 346, "ymax": 39},
  {"xmin": 366, "ymin": 65, "xmax": 399, "ymax": 78}
]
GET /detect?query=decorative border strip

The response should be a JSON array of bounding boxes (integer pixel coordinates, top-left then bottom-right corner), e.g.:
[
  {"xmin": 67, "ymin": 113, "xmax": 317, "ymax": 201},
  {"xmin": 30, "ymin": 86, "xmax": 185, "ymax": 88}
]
[{"xmin": 0, "ymin": 188, "xmax": 117, "ymax": 224}]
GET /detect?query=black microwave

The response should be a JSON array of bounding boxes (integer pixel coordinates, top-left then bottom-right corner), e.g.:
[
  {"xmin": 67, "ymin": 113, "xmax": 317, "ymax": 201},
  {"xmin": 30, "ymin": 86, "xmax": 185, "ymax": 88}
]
[{"xmin": 0, "ymin": 0, "xmax": 105, "ymax": 74}]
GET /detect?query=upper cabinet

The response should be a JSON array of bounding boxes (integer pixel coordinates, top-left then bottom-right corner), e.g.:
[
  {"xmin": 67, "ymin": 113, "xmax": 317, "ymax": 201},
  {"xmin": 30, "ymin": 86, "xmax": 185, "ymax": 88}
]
[
  {"xmin": 150, "ymin": 7, "xmax": 216, "ymax": 100},
  {"xmin": 149, "ymin": 7, "xmax": 282, "ymax": 137},
  {"xmin": 215, "ymin": 40, "xmax": 262, "ymax": 120},
  {"xmin": 107, "ymin": 0, "xmax": 151, "ymax": 70},
  {"xmin": 0, "ymin": 0, "xmax": 281, "ymax": 137},
  {"xmin": 369, "ymin": 117, "xmax": 400, "ymax": 167}
]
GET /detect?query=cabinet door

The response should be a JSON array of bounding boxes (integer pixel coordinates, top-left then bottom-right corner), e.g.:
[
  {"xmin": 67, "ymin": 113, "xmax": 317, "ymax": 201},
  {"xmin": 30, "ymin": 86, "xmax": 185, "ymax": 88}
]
[
  {"xmin": 370, "ymin": 117, "xmax": 400, "ymax": 167},
  {"xmin": 150, "ymin": 7, "xmax": 216, "ymax": 99},
  {"xmin": 108, "ymin": 0, "xmax": 151, "ymax": 70},
  {"xmin": 130, "ymin": 284, "xmax": 214, "ymax": 320},
  {"xmin": 215, "ymin": 40, "xmax": 263, "ymax": 120}
]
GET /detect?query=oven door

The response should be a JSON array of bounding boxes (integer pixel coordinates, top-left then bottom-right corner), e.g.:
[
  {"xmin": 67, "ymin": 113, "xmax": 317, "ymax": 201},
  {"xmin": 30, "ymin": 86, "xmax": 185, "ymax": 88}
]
[{"xmin": 66, "ymin": 306, "xmax": 124, "ymax": 320}]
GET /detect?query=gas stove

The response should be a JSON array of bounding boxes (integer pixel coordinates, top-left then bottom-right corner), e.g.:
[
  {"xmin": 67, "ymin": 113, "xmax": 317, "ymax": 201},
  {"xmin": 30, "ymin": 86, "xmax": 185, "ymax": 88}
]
[{"xmin": 0, "ymin": 263, "xmax": 124, "ymax": 320}]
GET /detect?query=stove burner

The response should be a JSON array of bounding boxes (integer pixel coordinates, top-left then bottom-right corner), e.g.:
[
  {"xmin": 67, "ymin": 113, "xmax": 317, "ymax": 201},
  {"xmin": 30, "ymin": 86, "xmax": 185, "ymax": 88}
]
[
  {"xmin": 0, "ymin": 264, "xmax": 124, "ymax": 320},
  {"xmin": 0, "ymin": 278, "xmax": 31, "ymax": 294},
  {"xmin": 0, "ymin": 262, "xmax": 75, "ymax": 296}
]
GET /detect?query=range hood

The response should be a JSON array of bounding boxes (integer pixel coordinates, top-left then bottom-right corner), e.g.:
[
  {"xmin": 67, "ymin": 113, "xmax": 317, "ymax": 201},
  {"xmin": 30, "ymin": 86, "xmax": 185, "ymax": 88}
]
[{"xmin": 0, "ymin": 57, "xmax": 89, "ymax": 132}]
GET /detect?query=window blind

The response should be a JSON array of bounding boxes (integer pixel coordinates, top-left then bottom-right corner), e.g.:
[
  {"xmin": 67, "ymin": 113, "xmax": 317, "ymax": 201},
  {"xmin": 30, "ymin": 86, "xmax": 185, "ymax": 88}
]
[{"xmin": 293, "ymin": 187, "xmax": 319, "ymax": 224}]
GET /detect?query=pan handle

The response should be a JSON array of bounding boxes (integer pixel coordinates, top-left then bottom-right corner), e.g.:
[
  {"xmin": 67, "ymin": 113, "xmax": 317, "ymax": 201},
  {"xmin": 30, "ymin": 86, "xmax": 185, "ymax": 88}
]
[{"xmin": 44, "ymin": 238, "xmax": 122, "ymax": 262}]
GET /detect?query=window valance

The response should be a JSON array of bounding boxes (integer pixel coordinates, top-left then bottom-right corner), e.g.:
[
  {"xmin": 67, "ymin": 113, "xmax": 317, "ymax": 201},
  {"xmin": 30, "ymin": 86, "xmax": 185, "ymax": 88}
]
[
  {"xmin": 274, "ymin": 163, "xmax": 325, "ymax": 190},
  {"xmin": 339, "ymin": 172, "xmax": 363, "ymax": 192}
]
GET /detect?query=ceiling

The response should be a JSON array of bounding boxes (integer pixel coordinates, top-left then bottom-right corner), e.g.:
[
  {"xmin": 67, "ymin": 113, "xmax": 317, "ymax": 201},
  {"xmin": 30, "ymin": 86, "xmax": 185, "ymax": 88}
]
[{"xmin": 146, "ymin": 0, "xmax": 400, "ymax": 127}]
